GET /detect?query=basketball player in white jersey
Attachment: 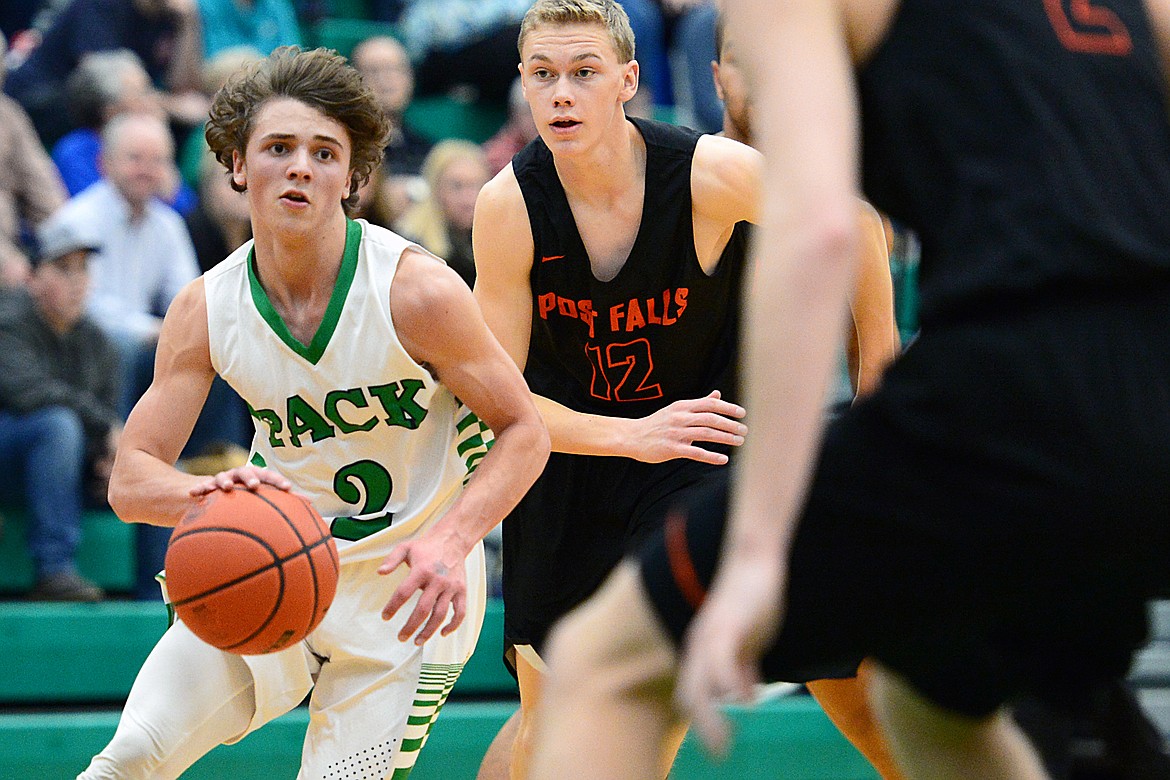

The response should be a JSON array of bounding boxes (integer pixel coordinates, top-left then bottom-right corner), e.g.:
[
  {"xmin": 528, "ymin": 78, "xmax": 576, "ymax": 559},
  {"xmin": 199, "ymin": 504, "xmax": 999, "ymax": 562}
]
[{"xmin": 77, "ymin": 46, "xmax": 549, "ymax": 780}]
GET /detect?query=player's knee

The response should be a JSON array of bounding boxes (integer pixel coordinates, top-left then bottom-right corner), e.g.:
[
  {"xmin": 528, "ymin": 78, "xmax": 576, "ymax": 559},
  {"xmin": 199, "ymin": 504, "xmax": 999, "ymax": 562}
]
[
  {"xmin": 543, "ymin": 565, "xmax": 674, "ymax": 705},
  {"xmin": 543, "ymin": 603, "xmax": 611, "ymax": 693},
  {"xmin": 78, "ymin": 724, "xmax": 169, "ymax": 780}
]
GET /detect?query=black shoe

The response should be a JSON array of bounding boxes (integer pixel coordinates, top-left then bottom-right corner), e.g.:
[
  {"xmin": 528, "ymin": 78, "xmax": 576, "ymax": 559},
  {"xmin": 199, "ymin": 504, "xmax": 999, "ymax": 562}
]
[{"xmin": 28, "ymin": 571, "xmax": 105, "ymax": 602}]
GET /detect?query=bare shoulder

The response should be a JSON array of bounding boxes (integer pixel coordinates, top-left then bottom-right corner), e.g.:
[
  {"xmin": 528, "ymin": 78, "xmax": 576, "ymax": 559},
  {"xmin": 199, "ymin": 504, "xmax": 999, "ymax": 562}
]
[
  {"xmin": 473, "ymin": 163, "xmax": 535, "ymax": 273},
  {"xmin": 475, "ymin": 163, "xmax": 527, "ymax": 225},
  {"xmin": 694, "ymin": 134, "xmax": 762, "ymax": 185},
  {"xmin": 855, "ymin": 197, "xmax": 881, "ymax": 223},
  {"xmin": 692, "ymin": 134, "xmax": 762, "ymax": 224},
  {"xmin": 1147, "ymin": 0, "xmax": 1170, "ymax": 71},
  {"xmin": 161, "ymin": 277, "xmax": 210, "ymax": 348},
  {"xmin": 154, "ymin": 276, "xmax": 214, "ymax": 375},
  {"xmin": 390, "ymin": 247, "xmax": 480, "ymax": 364},
  {"xmin": 841, "ymin": 0, "xmax": 899, "ymax": 61}
]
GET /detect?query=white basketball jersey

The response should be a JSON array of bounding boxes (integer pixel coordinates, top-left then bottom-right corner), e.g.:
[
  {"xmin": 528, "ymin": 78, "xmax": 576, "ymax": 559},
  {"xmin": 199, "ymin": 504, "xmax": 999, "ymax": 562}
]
[{"xmin": 204, "ymin": 219, "xmax": 485, "ymax": 562}]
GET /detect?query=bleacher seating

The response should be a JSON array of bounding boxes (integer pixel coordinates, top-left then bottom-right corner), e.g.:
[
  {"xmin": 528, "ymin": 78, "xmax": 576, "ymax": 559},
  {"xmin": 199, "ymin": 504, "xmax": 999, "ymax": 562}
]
[
  {"xmin": 1, "ymin": 503, "xmax": 1163, "ymax": 777},
  {"xmin": 299, "ymin": 14, "xmax": 510, "ymax": 145},
  {"xmin": 0, "ymin": 508, "xmax": 134, "ymax": 594},
  {"xmin": 0, "ymin": 594, "xmax": 877, "ymax": 778},
  {"xmin": 0, "ymin": 599, "xmax": 515, "ymax": 704},
  {"xmin": 0, "ymin": 697, "xmax": 878, "ymax": 779},
  {"xmin": 1133, "ymin": 601, "xmax": 1170, "ymax": 741},
  {"xmin": 306, "ymin": 17, "xmax": 401, "ymax": 58}
]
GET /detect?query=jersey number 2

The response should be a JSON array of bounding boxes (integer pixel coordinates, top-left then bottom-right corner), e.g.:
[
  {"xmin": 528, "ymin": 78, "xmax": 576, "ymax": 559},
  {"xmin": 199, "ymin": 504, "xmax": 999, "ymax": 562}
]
[{"xmin": 586, "ymin": 339, "xmax": 664, "ymax": 402}]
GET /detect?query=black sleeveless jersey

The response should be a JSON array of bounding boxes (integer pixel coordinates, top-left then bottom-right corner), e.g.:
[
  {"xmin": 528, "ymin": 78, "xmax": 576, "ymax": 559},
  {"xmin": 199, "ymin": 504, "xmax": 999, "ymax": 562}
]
[
  {"xmin": 513, "ymin": 116, "xmax": 748, "ymax": 419},
  {"xmin": 858, "ymin": 0, "xmax": 1170, "ymax": 326}
]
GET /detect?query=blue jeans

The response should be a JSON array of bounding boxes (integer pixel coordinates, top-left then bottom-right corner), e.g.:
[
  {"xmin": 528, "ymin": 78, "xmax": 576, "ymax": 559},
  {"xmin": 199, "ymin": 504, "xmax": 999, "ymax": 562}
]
[
  {"xmin": 0, "ymin": 407, "xmax": 87, "ymax": 579},
  {"xmin": 618, "ymin": 0, "xmax": 722, "ymax": 133},
  {"xmin": 673, "ymin": 2, "xmax": 722, "ymax": 134},
  {"xmin": 619, "ymin": 0, "xmax": 673, "ymax": 107}
]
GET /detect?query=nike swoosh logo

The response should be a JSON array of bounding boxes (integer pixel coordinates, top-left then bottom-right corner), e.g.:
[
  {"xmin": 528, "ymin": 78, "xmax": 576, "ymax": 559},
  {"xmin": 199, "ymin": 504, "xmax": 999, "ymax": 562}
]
[{"xmin": 541, "ymin": 255, "xmax": 565, "ymax": 263}]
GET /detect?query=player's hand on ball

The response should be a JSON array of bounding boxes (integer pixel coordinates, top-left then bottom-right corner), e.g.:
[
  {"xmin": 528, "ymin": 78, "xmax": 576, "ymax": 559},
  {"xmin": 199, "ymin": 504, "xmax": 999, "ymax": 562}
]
[
  {"xmin": 378, "ymin": 534, "xmax": 467, "ymax": 645},
  {"xmin": 632, "ymin": 390, "xmax": 747, "ymax": 465},
  {"xmin": 189, "ymin": 466, "xmax": 294, "ymax": 497}
]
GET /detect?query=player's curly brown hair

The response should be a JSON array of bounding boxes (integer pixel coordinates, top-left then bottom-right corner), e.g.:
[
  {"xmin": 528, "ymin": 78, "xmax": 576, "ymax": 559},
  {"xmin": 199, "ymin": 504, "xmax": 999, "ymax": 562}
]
[{"xmin": 205, "ymin": 46, "xmax": 390, "ymax": 214}]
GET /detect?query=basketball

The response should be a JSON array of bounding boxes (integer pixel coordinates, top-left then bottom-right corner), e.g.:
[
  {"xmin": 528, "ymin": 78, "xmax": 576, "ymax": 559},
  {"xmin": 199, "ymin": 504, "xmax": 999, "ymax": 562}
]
[{"xmin": 165, "ymin": 486, "xmax": 340, "ymax": 655}]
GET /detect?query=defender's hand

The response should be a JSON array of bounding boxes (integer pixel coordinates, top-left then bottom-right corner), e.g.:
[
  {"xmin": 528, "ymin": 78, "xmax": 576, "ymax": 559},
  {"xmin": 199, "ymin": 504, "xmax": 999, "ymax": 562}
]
[{"xmin": 631, "ymin": 391, "xmax": 747, "ymax": 465}]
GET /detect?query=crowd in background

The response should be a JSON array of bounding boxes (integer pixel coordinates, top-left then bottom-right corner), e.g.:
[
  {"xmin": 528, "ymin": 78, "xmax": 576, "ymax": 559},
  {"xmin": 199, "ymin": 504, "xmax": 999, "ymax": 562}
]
[{"xmin": 0, "ymin": 0, "xmax": 905, "ymax": 604}]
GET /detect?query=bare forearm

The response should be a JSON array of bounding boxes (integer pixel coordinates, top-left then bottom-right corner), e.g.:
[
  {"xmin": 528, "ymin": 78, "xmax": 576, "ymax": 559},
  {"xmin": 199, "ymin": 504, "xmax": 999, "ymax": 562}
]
[
  {"xmin": 534, "ymin": 394, "xmax": 638, "ymax": 457},
  {"xmin": 726, "ymin": 0, "xmax": 861, "ymax": 564},
  {"xmin": 732, "ymin": 232, "xmax": 857, "ymax": 556},
  {"xmin": 108, "ymin": 448, "xmax": 206, "ymax": 528},
  {"xmin": 423, "ymin": 416, "xmax": 550, "ymax": 555},
  {"xmin": 850, "ymin": 205, "xmax": 900, "ymax": 398}
]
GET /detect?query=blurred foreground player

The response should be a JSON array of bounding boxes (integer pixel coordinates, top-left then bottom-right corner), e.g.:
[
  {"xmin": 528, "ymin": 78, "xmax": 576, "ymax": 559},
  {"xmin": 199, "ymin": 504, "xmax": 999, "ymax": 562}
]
[{"xmin": 530, "ymin": 0, "xmax": 1170, "ymax": 778}]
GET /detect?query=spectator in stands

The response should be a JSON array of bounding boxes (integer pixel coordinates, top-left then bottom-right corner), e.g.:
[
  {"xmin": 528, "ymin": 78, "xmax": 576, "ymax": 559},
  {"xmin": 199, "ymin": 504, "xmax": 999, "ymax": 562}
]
[
  {"xmin": 621, "ymin": 0, "xmax": 720, "ymax": 132},
  {"xmin": 185, "ymin": 154, "xmax": 250, "ymax": 273},
  {"xmin": 0, "ymin": 215, "xmax": 121, "ymax": 602},
  {"xmin": 52, "ymin": 112, "xmax": 199, "ymax": 418},
  {"xmin": 483, "ymin": 75, "xmax": 537, "ymax": 175},
  {"xmin": 353, "ymin": 35, "xmax": 432, "ymax": 177},
  {"xmin": 354, "ymin": 162, "xmax": 412, "ymax": 229},
  {"xmin": 196, "ymin": 0, "xmax": 301, "ymax": 59},
  {"xmin": 352, "ymin": 34, "xmax": 431, "ymax": 228},
  {"xmin": 131, "ymin": 152, "xmax": 252, "ymax": 603},
  {"xmin": 183, "ymin": 154, "xmax": 252, "ymax": 450},
  {"xmin": 51, "ymin": 50, "xmax": 198, "ymax": 214},
  {"xmin": 3, "ymin": 0, "xmax": 205, "ymax": 147},
  {"xmin": 395, "ymin": 140, "xmax": 490, "ymax": 289},
  {"xmin": 0, "ymin": 3, "xmax": 39, "ymax": 42},
  {"xmin": 0, "ymin": 30, "xmax": 68, "ymax": 289},
  {"xmin": 177, "ymin": 45, "xmax": 263, "ymax": 191},
  {"xmin": 399, "ymin": 0, "xmax": 529, "ymax": 103}
]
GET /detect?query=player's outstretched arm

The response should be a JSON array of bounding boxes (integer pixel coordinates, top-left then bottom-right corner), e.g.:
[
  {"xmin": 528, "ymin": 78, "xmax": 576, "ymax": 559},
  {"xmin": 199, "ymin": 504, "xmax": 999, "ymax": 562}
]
[
  {"xmin": 107, "ymin": 279, "xmax": 282, "ymax": 528},
  {"xmin": 845, "ymin": 200, "xmax": 900, "ymax": 398},
  {"xmin": 380, "ymin": 249, "xmax": 550, "ymax": 643},
  {"xmin": 473, "ymin": 166, "xmax": 747, "ymax": 464}
]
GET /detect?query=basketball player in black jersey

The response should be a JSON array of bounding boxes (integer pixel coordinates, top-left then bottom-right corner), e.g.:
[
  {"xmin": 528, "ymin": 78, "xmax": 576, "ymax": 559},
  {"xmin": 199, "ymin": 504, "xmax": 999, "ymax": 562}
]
[
  {"xmin": 471, "ymin": 1, "xmax": 899, "ymax": 778},
  {"xmin": 529, "ymin": 0, "xmax": 1170, "ymax": 778}
]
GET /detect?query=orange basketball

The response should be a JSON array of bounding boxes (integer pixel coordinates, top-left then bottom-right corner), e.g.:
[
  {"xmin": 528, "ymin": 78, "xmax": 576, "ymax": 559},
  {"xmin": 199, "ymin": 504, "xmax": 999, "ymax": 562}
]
[{"xmin": 165, "ymin": 485, "xmax": 340, "ymax": 655}]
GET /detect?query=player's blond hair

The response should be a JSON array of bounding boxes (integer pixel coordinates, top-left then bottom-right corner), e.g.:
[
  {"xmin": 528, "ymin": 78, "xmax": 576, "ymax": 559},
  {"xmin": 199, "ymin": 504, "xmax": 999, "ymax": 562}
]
[{"xmin": 518, "ymin": 0, "xmax": 635, "ymax": 63}]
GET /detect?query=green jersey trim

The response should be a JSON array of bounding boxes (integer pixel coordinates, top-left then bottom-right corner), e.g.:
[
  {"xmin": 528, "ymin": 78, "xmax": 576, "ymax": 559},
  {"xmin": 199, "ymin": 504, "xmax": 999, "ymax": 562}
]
[{"xmin": 247, "ymin": 219, "xmax": 363, "ymax": 365}]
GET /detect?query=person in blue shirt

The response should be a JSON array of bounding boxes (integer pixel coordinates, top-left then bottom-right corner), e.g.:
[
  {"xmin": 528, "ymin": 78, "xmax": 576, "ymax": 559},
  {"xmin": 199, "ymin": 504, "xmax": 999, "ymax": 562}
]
[{"xmin": 196, "ymin": 0, "xmax": 302, "ymax": 59}]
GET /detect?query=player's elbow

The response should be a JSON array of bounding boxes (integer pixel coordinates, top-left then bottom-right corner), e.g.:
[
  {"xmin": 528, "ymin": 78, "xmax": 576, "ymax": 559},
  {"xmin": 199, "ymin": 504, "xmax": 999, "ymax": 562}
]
[
  {"xmin": 106, "ymin": 454, "xmax": 148, "ymax": 526},
  {"xmin": 515, "ymin": 410, "xmax": 551, "ymax": 485},
  {"xmin": 107, "ymin": 474, "xmax": 133, "ymax": 525},
  {"xmin": 808, "ymin": 205, "xmax": 862, "ymax": 274},
  {"xmin": 527, "ymin": 414, "xmax": 552, "ymax": 471}
]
